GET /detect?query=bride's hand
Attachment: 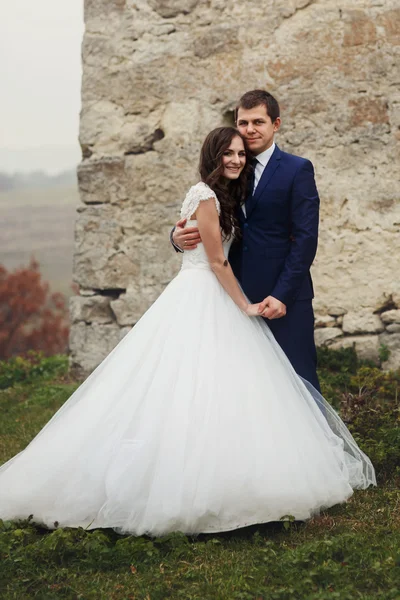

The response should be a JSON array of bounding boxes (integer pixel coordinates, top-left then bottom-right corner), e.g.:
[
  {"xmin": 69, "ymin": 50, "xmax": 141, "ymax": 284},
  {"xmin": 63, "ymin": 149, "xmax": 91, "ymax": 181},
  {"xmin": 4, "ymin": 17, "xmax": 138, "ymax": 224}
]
[{"xmin": 245, "ymin": 303, "xmax": 261, "ymax": 317}]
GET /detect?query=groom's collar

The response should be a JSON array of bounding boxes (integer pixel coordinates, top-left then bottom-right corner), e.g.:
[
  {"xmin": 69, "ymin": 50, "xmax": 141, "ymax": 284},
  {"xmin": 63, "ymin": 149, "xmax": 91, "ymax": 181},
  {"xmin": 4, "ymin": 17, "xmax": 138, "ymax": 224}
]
[{"xmin": 253, "ymin": 142, "xmax": 276, "ymax": 167}]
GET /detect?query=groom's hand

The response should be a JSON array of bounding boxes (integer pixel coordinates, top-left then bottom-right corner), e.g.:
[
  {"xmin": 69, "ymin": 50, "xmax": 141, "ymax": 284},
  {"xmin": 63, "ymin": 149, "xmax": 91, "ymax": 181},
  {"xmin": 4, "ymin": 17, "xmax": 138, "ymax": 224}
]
[
  {"xmin": 173, "ymin": 218, "xmax": 201, "ymax": 250},
  {"xmin": 258, "ymin": 296, "xmax": 287, "ymax": 319}
]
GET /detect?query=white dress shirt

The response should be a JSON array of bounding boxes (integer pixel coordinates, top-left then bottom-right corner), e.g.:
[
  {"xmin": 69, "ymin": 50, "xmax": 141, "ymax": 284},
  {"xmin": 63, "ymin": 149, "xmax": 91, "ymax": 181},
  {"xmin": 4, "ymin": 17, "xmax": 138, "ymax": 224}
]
[{"xmin": 253, "ymin": 142, "xmax": 276, "ymax": 193}]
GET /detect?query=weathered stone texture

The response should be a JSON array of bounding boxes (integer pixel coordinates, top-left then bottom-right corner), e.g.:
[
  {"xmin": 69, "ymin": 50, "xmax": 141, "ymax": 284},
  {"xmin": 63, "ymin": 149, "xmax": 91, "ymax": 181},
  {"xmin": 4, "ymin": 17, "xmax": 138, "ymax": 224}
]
[
  {"xmin": 380, "ymin": 333, "xmax": 400, "ymax": 371},
  {"xmin": 77, "ymin": 158, "xmax": 128, "ymax": 204},
  {"xmin": 69, "ymin": 322, "xmax": 129, "ymax": 376},
  {"xmin": 149, "ymin": 0, "xmax": 200, "ymax": 19},
  {"xmin": 314, "ymin": 314, "xmax": 336, "ymax": 328},
  {"xmin": 330, "ymin": 335, "xmax": 381, "ymax": 364},
  {"xmin": 381, "ymin": 310, "xmax": 400, "ymax": 325},
  {"xmin": 342, "ymin": 310, "xmax": 384, "ymax": 335},
  {"xmin": 71, "ymin": 0, "xmax": 400, "ymax": 373},
  {"xmin": 69, "ymin": 295, "xmax": 114, "ymax": 324},
  {"xmin": 386, "ymin": 324, "xmax": 400, "ymax": 334},
  {"xmin": 314, "ymin": 327, "xmax": 343, "ymax": 347}
]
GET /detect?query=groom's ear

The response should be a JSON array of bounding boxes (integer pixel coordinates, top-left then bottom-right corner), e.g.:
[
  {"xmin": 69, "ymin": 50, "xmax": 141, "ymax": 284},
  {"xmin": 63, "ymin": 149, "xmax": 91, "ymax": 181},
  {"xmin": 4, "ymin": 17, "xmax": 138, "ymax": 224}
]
[{"xmin": 273, "ymin": 117, "xmax": 281, "ymax": 132}]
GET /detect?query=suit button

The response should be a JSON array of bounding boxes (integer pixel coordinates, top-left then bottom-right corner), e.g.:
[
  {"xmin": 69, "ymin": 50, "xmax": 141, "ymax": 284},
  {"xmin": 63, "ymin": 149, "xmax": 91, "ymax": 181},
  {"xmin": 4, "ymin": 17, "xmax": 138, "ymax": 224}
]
[
  {"xmin": 244, "ymin": 246, "xmax": 248, "ymax": 251},
  {"xmin": 244, "ymin": 223, "xmax": 249, "ymax": 228}
]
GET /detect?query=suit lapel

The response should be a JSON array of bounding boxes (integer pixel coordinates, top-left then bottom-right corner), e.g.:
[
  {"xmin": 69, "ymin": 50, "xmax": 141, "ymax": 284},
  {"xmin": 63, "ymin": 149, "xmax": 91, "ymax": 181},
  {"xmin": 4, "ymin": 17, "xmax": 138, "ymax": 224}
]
[{"xmin": 246, "ymin": 145, "xmax": 282, "ymax": 219}]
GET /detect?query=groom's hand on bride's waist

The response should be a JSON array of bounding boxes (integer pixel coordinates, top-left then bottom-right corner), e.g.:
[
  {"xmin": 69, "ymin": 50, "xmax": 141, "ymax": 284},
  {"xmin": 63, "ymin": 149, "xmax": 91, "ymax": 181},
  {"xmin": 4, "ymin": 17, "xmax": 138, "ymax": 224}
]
[
  {"xmin": 172, "ymin": 218, "xmax": 202, "ymax": 250},
  {"xmin": 258, "ymin": 296, "xmax": 287, "ymax": 320}
]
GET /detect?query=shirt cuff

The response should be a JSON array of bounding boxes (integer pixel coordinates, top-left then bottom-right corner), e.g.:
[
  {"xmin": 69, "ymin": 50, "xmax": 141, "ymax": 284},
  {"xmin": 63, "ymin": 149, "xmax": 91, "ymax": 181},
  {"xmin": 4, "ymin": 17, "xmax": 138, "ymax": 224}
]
[{"xmin": 170, "ymin": 226, "xmax": 184, "ymax": 253}]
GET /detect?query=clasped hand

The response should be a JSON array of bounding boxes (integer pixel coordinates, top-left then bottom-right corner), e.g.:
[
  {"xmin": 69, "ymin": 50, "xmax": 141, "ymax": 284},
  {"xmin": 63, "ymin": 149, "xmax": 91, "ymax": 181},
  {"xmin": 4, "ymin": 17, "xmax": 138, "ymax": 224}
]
[
  {"xmin": 257, "ymin": 296, "xmax": 287, "ymax": 319},
  {"xmin": 246, "ymin": 297, "xmax": 286, "ymax": 319}
]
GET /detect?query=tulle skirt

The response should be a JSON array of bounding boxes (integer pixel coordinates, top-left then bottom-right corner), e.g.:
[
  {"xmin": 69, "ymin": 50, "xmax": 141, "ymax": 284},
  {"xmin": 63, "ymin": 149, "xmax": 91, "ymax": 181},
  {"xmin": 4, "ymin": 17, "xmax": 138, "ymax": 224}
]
[{"xmin": 0, "ymin": 266, "xmax": 376, "ymax": 535}]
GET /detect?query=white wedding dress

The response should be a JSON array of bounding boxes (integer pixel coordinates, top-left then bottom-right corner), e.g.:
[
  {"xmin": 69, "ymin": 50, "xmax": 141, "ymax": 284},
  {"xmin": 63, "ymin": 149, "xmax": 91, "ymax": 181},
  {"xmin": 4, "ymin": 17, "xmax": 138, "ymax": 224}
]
[{"xmin": 0, "ymin": 182, "xmax": 375, "ymax": 536}]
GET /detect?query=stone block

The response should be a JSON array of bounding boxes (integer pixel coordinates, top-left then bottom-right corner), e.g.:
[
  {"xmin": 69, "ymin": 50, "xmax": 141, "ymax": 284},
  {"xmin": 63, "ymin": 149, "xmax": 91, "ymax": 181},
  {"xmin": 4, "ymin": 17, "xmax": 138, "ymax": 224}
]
[
  {"xmin": 69, "ymin": 295, "xmax": 114, "ymax": 324},
  {"xmin": 69, "ymin": 322, "xmax": 127, "ymax": 376},
  {"xmin": 77, "ymin": 158, "xmax": 127, "ymax": 204},
  {"xmin": 327, "ymin": 307, "xmax": 347, "ymax": 317},
  {"xmin": 85, "ymin": 0, "xmax": 126, "ymax": 21},
  {"xmin": 342, "ymin": 311, "xmax": 384, "ymax": 335},
  {"xmin": 348, "ymin": 97, "xmax": 389, "ymax": 127},
  {"xmin": 330, "ymin": 335, "xmax": 380, "ymax": 364},
  {"xmin": 315, "ymin": 314, "xmax": 336, "ymax": 328},
  {"xmin": 193, "ymin": 26, "xmax": 239, "ymax": 60},
  {"xmin": 381, "ymin": 309, "xmax": 400, "ymax": 325},
  {"xmin": 149, "ymin": 0, "xmax": 199, "ymax": 18},
  {"xmin": 73, "ymin": 205, "xmax": 140, "ymax": 289},
  {"xmin": 314, "ymin": 327, "xmax": 343, "ymax": 347},
  {"xmin": 379, "ymin": 333, "xmax": 400, "ymax": 371},
  {"xmin": 110, "ymin": 290, "xmax": 144, "ymax": 326},
  {"xmin": 343, "ymin": 11, "xmax": 376, "ymax": 47},
  {"xmin": 378, "ymin": 9, "xmax": 400, "ymax": 46}
]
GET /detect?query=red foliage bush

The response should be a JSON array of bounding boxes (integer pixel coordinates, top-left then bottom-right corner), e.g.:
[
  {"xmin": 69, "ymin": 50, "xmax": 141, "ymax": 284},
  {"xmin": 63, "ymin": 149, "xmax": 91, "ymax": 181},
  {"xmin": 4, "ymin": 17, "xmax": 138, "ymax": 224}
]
[{"xmin": 0, "ymin": 259, "xmax": 69, "ymax": 359}]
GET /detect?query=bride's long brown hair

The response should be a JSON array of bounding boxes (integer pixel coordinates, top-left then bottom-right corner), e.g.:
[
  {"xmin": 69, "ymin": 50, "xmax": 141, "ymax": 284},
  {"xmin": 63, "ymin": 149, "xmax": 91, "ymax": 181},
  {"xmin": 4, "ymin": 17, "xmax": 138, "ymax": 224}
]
[{"xmin": 199, "ymin": 127, "xmax": 251, "ymax": 240}]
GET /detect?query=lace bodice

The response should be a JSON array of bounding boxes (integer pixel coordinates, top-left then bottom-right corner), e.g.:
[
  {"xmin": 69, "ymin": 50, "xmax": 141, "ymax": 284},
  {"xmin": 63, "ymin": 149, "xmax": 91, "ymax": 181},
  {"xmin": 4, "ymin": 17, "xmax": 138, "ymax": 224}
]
[{"xmin": 180, "ymin": 182, "xmax": 233, "ymax": 271}]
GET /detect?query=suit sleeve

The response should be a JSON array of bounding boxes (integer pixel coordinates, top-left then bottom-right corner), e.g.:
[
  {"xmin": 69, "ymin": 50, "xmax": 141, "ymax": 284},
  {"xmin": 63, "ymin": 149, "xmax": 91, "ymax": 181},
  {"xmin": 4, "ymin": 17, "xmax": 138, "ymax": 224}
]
[
  {"xmin": 271, "ymin": 160, "xmax": 319, "ymax": 306},
  {"xmin": 170, "ymin": 226, "xmax": 184, "ymax": 253}
]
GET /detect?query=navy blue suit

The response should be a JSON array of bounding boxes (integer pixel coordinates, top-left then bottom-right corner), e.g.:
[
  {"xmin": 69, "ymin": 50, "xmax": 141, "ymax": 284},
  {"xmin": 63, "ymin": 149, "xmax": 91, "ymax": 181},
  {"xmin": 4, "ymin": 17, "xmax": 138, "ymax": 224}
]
[{"xmin": 229, "ymin": 144, "xmax": 321, "ymax": 391}]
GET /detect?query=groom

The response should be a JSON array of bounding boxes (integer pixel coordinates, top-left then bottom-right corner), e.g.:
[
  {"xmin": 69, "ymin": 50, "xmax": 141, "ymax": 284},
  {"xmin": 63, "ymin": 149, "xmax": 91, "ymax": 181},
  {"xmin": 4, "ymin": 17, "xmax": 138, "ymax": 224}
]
[{"xmin": 172, "ymin": 90, "xmax": 321, "ymax": 392}]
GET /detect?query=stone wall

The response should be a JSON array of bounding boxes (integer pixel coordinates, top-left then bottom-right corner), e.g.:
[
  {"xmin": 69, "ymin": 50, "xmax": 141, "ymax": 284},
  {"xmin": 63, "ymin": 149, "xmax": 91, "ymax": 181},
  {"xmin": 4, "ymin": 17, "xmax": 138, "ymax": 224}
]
[{"xmin": 70, "ymin": 0, "xmax": 400, "ymax": 375}]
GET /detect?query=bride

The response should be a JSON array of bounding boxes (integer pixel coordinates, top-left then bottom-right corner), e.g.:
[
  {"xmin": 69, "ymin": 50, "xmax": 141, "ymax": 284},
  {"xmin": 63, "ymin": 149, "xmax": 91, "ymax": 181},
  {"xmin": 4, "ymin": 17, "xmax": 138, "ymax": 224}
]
[{"xmin": 0, "ymin": 127, "xmax": 375, "ymax": 536}]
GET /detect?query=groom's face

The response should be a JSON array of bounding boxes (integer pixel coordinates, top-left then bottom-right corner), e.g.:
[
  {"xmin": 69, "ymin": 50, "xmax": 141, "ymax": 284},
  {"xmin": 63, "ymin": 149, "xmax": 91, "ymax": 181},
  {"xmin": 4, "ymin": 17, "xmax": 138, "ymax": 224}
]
[{"xmin": 236, "ymin": 105, "xmax": 281, "ymax": 155}]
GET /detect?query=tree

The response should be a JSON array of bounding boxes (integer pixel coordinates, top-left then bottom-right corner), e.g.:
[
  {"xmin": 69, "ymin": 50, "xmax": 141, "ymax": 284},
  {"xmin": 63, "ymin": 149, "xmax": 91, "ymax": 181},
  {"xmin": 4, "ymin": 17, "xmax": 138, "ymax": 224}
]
[{"xmin": 0, "ymin": 259, "xmax": 69, "ymax": 359}]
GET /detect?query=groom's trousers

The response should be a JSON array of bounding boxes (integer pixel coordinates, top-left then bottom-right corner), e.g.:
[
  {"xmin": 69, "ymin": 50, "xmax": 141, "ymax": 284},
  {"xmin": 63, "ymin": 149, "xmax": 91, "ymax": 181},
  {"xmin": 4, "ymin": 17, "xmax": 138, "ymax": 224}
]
[{"xmin": 264, "ymin": 299, "xmax": 321, "ymax": 393}]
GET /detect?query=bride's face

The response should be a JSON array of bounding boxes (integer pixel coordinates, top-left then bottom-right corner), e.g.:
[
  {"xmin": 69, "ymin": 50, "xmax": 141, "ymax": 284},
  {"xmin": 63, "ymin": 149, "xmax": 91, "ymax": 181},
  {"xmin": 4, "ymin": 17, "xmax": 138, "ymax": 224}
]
[{"xmin": 221, "ymin": 136, "xmax": 246, "ymax": 180}]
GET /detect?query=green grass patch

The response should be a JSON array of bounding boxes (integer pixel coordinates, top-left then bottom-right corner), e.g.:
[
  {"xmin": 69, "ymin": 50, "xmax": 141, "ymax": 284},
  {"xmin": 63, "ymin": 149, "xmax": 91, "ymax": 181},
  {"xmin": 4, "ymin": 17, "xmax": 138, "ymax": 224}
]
[
  {"xmin": 0, "ymin": 350, "xmax": 399, "ymax": 599},
  {"xmin": 318, "ymin": 347, "xmax": 400, "ymax": 484}
]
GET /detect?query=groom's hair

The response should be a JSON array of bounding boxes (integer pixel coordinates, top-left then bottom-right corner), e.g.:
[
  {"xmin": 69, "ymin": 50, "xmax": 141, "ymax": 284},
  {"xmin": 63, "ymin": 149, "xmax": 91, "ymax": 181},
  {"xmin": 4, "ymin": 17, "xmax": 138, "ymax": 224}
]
[{"xmin": 236, "ymin": 90, "xmax": 280, "ymax": 123}]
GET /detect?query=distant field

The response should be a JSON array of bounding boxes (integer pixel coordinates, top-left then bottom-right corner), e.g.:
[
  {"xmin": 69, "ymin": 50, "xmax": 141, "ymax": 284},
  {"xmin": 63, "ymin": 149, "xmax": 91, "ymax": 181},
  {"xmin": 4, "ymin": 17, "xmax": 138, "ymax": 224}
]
[{"xmin": 0, "ymin": 185, "xmax": 81, "ymax": 296}]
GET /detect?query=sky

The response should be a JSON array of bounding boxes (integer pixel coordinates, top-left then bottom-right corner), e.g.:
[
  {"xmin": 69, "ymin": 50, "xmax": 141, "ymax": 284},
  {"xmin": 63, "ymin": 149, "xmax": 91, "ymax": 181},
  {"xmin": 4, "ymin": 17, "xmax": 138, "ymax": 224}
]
[{"xmin": 0, "ymin": 1, "xmax": 84, "ymax": 174}]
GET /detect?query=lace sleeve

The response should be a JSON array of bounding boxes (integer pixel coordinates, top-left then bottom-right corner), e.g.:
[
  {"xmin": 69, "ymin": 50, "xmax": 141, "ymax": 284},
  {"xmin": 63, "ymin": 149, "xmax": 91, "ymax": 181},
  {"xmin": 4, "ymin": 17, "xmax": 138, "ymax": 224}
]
[{"xmin": 180, "ymin": 182, "xmax": 220, "ymax": 220}]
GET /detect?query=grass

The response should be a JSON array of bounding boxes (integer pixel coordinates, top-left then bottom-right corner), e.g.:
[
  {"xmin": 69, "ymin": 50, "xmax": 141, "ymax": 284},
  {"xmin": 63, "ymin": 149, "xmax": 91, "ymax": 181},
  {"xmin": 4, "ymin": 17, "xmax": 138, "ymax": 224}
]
[{"xmin": 0, "ymin": 351, "xmax": 399, "ymax": 599}]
